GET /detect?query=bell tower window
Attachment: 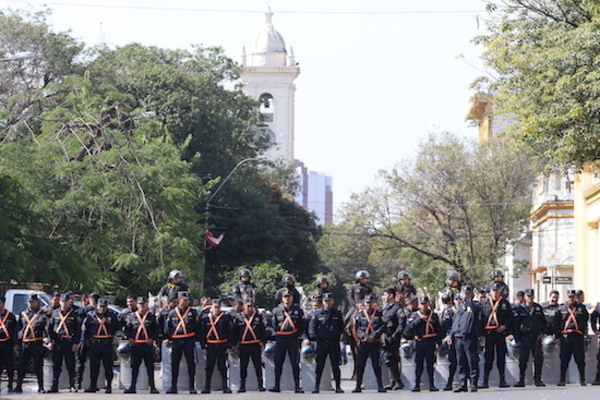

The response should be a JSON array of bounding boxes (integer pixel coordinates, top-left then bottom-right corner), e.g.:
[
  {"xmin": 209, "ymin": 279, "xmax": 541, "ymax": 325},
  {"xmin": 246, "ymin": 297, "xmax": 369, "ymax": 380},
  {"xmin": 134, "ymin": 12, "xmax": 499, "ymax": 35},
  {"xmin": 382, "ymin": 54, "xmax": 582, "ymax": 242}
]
[{"xmin": 259, "ymin": 93, "xmax": 274, "ymax": 122}]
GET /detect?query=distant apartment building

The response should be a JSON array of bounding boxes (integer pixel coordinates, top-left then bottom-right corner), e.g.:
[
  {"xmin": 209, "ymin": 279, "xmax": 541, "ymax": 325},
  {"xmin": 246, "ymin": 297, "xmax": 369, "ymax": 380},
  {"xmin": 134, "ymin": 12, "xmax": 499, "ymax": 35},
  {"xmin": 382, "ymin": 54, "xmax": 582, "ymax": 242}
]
[{"xmin": 295, "ymin": 160, "xmax": 333, "ymax": 225}]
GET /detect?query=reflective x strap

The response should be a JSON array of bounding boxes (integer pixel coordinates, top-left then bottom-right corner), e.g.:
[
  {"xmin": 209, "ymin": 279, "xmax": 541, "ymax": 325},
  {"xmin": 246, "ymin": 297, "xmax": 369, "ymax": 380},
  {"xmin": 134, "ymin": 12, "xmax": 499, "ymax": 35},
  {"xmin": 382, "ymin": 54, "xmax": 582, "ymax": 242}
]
[
  {"xmin": 56, "ymin": 309, "xmax": 73, "ymax": 337},
  {"xmin": 363, "ymin": 309, "xmax": 375, "ymax": 334},
  {"xmin": 207, "ymin": 313, "xmax": 224, "ymax": 341},
  {"xmin": 22, "ymin": 310, "xmax": 42, "ymax": 341},
  {"xmin": 0, "ymin": 311, "xmax": 11, "ymax": 341},
  {"xmin": 242, "ymin": 313, "xmax": 259, "ymax": 343},
  {"xmin": 485, "ymin": 297, "xmax": 503, "ymax": 329},
  {"xmin": 175, "ymin": 307, "xmax": 190, "ymax": 336},
  {"xmin": 135, "ymin": 311, "xmax": 150, "ymax": 342}
]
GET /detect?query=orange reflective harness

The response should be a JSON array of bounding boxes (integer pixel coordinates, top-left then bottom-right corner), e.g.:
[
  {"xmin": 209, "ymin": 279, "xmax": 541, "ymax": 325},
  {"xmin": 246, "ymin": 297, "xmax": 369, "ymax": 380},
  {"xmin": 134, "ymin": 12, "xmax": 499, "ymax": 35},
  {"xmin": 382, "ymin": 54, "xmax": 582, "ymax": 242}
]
[
  {"xmin": 206, "ymin": 313, "xmax": 227, "ymax": 344},
  {"xmin": 92, "ymin": 314, "xmax": 112, "ymax": 339},
  {"xmin": 134, "ymin": 311, "xmax": 151, "ymax": 343},
  {"xmin": 360, "ymin": 309, "xmax": 378, "ymax": 342},
  {"xmin": 56, "ymin": 309, "xmax": 74, "ymax": 339},
  {"xmin": 172, "ymin": 307, "xmax": 195, "ymax": 339},
  {"xmin": 562, "ymin": 306, "xmax": 583, "ymax": 335},
  {"xmin": 276, "ymin": 309, "xmax": 298, "ymax": 335},
  {"xmin": 22, "ymin": 310, "xmax": 43, "ymax": 342},
  {"xmin": 240, "ymin": 313, "xmax": 261, "ymax": 344},
  {"xmin": 485, "ymin": 296, "xmax": 503, "ymax": 330},
  {"xmin": 416, "ymin": 311, "xmax": 437, "ymax": 339},
  {"xmin": 0, "ymin": 311, "xmax": 12, "ymax": 342}
]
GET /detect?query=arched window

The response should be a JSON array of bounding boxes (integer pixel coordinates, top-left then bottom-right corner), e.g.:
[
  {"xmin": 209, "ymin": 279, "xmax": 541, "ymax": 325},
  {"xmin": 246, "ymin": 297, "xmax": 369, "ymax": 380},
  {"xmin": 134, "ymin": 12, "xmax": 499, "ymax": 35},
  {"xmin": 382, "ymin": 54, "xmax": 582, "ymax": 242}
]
[{"xmin": 259, "ymin": 93, "xmax": 274, "ymax": 122}]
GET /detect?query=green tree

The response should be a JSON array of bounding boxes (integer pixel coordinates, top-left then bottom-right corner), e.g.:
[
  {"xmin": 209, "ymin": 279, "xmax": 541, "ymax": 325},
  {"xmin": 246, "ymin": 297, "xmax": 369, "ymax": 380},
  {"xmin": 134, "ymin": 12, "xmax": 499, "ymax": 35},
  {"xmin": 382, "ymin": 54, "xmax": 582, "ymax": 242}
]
[{"xmin": 475, "ymin": 0, "xmax": 600, "ymax": 169}]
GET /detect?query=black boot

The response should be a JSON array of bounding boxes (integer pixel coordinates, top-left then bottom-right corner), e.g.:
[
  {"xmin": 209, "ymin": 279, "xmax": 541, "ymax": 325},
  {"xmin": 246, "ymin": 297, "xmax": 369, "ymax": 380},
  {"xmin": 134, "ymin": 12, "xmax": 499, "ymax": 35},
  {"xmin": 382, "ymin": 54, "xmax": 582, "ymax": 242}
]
[
  {"xmin": 480, "ymin": 375, "xmax": 489, "ymax": 389},
  {"xmin": 429, "ymin": 374, "xmax": 438, "ymax": 391},
  {"xmin": 238, "ymin": 379, "xmax": 246, "ymax": 393},
  {"xmin": 411, "ymin": 380, "xmax": 421, "ymax": 392},
  {"xmin": 352, "ymin": 377, "xmax": 362, "ymax": 393},
  {"xmin": 499, "ymin": 374, "xmax": 509, "ymax": 388},
  {"xmin": 47, "ymin": 378, "xmax": 59, "ymax": 393},
  {"xmin": 558, "ymin": 372, "xmax": 566, "ymax": 386},
  {"xmin": 592, "ymin": 372, "xmax": 600, "ymax": 385},
  {"xmin": 453, "ymin": 380, "xmax": 467, "ymax": 393},
  {"xmin": 124, "ymin": 386, "xmax": 136, "ymax": 394},
  {"xmin": 514, "ymin": 372, "xmax": 525, "ymax": 387},
  {"xmin": 312, "ymin": 377, "xmax": 320, "ymax": 393},
  {"xmin": 269, "ymin": 377, "xmax": 280, "ymax": 393},
  {"xmin": 469, "ymin": 379, "xmax": 478, "ymax": 392}
]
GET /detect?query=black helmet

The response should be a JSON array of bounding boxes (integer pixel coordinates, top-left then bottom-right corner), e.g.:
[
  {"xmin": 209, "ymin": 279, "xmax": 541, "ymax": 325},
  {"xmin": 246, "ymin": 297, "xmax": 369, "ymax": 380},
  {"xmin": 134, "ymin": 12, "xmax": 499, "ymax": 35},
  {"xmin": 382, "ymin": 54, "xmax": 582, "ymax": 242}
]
[
  {"xmin": 491, "ymin": 268, "xmax": 504, "ymax": 279},
  {"xmin": 316, "ymin": 276, "xmax": 328, "ymax": 285},
  {"xmin": 168, "ymin": 269, "xmax": 183, "ymax": 280},
  {"xmin": 446, "ymin": 270, "xmax": 459, "ymax": 280},
  {"xmin": 282, "ymin": 274, "xmax": 295, "ymax": 285},
  {"xmin": 397, "ymin": 271, "xmax": 410, "ymax": 280},
  {"xmin": 239, "ymin": 268, "xmax": 252, "ymax": 278},
  {"xmin": 355, "ymin": 270, "xmax": 370, "ymax": 281}
]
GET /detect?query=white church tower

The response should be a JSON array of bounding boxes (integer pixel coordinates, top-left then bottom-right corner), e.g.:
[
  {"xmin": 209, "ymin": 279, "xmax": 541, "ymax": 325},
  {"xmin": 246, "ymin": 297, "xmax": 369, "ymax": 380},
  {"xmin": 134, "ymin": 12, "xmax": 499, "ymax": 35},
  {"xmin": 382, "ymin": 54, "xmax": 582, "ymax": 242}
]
[{"xmin": 241, "ymin": 9, "xmax": 300, "ymax": 163}]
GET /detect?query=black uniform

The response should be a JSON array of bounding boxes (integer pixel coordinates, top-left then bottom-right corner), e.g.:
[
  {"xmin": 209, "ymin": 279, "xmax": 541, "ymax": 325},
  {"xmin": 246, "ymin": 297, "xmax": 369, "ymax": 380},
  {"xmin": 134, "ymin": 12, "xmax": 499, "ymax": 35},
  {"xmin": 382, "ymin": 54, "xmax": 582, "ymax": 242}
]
[
  {"xmin": 542, "ymin": 302, "xmax": 560, "ymax": 335},
  {"xmin": 381, "ymin": 301, "xmax": 406, "ymax": 389},
  {"xmin": 15, "ymin": 307, "xmax": 47, "ymax": 392},
  {"xmin": 345, "ymin": 283, "xmax": 373, "ymax": 324},
  {"xmin": 396, "ymin": 282, "xmax": 417, "ymax": 297},
  {"xmin": 48, "ymin": 307, "xmax": 81, "ymax": 389},
  {"xmin": 354, "ymin": 308, "xmax": 386, "ymax": 390},
  {"xmin": 308, "ymin": 306, "xmax": 344, "ymax": 390},
  {"xmin": 233, "ymin": 311, "xmax": 266, "ymax": 390},
  {"xmin": 124, "ymin": 310, "xmax": 158, "ymax": 390},
  {"xmin": 311, "ymin": 286, "xmax": 332, "ymax": 301},
  {"xmin": 75, "ymin": 304, "xmax": 95, "ymax": 389},
  {"xmin": 440, "ymin": 303, "xmax": 457, "ymax": 389},
  {"xmin": 232, "ymin": 281, "xmax": 258, "ymax": 304},
  {"xmin": 406, "ymin": 309, "xmax": 441, "ymax": 390},
  {"xmin": 81, "ymin": 309, "xmax": 119, "ymax": 391},
  {"xmin": 166, "ymin": 306, "xmax": 199, "ymax": 391},
  {"xmin": 553, "ymin": 302, "xmax": 589, "ymax": 384},
  {"xmin": 274, "ymin": 286, "xmax": 301, "ymax": 308},
  {"xmin": 481, "ymin": 296, "xmax": 512, "ymax": 385},
  {"xmin": 158, "ymin": 282, "xmax": 190, "ymax": 300},
  {"xmin": 0, "ymin": 309, "xmax": 17, "ymax": 391},
  {"xmin": 119, "ymin": 306, "xmax": 138, "ymax": 337},
  {"xmin": 450, "ymin": 298, "xmax": 482, "ymax": 389},
  {"xmin": 486, "ymin": 281, "xmax": 509, "ymax": 300},
  {"xmin": 271, "ymin": 303, "xmax": 305, "ymax": 391},
  {"xmin": 591, "ymin": 303, "xmax": 600, "ymax": 383},
  {"xmin": 513, "ymin": 302, "xmax": 546, "ymax": 384},
  {"xmin": 200, "ymin": 311, "xmax": 233, "ymax": 391}
]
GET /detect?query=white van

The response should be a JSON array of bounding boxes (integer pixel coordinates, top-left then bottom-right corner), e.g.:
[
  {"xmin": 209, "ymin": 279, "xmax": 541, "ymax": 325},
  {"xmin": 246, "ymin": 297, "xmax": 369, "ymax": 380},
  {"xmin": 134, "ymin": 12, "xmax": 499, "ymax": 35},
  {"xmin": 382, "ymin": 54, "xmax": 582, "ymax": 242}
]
[{"xmin": 3, "ymin": 289, "xmax": 50, "ymax": 318}]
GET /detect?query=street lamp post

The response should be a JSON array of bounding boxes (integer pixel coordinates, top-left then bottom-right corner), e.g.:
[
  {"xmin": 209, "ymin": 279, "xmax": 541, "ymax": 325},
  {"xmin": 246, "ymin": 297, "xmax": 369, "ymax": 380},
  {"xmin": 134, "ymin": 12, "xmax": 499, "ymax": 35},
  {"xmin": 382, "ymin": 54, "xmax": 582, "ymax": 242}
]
[{"xmin": 0, "ymin": 51, "xmax": 35, "ymax": 62}]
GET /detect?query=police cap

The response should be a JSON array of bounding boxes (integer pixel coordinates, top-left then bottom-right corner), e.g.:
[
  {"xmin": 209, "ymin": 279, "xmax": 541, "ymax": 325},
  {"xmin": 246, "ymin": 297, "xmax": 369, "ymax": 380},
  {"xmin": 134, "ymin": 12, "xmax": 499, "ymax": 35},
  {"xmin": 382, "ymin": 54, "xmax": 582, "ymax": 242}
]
[
  {"xmin": 211, "ymin": 299, "xmax": 222, "ymax": 306},
  {"xmin": 419, "ymin": 296, "xmax": 430, "ymax": 304},
  {"xmin": 28, "ymin": 293, "xmax": 39, "ymax": 302},
  {"xmin": 60, "ymin": 293, "xmax": 71, "ymax": 302},
  {"xmin": 524, "ymin": 289, "xmax": 534, "ymax": 296},
  {"xmin": 567, "ymin": 289, "xmax": 577, "ymax": 297},
  {"xmin": 363, "ymin": 295, "xmax": 375, "ymax": 303},
  {"xmin": 167, "ymin": 292, "xmax": 178, "ymax": 302},
  {"xmin": 177, "ymin": 291, "xmax": 190, "ymax": 299},
  {"xmin": 98, "ymin": 298, "xmax": 108, "ymax": 307},
  {"xmin": 281, "ymin": 289, "xmax": 293, "ymax": 298},
  {"xmin": 490, "ymin": 282, "xmax": 503, "ymax": 291},
  {"xmin": 137, "ymin": 296, "xmax": 147, "ymax": 304},
  {"xmin": 322, "ymin": 293, "xmax": 334, "ymax": 301},
  {"xmin": 461, "ymin": 285, "xmax": 473, "ymax": 294},
  {"xmin": 243, "ymin": 298, "xmax": 254, "ymax": 306}
]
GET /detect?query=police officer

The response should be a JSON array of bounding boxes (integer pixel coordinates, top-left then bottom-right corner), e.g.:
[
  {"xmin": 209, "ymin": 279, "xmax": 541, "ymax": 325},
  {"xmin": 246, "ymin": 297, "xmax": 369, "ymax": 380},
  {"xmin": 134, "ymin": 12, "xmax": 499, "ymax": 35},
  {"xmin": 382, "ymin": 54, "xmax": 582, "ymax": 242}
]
[
  {"xmin": 312, "ymin": 276, "xmax": 332, "ymax": 301},
  {"xmin": 439, "ymin": 290, "xmax": 457, "ymax": 391},
  {"xmin": 590, "ymin": 300, "xmax": 600, "ymax": 385},
  {"xmin": 200, "ymin": 299, "xmax": 233, "ymax": 394},
  {"xmin": 396, "ymin": 271, "xmax": 416, "ymax": 297},
  {"xmin": 166, "ymin": 291, "xmax": 198, "ymax": 394},
  {"xmin": 14, "ymin": 293, "xmax": 47, "ymax": 393},
  {"xmin": 75, "ymin": 292, "xmax": 98, "ymax": 390},
  {"xmin": 308, "ymin": 292, "xmax": 344, "ymax": 393},
  {"xmin": 48, "ymin": 293, "xmax": 80, "ymax": 392},
  {"xmin": 44, "ymin": 292, "xmax": 61, "ymax": 318},
  {"xmin": 0, "ymin": 294, "xmax": 17, "ymax": 392},
  {"xmin": 269, "ymin": 288, "xmax": 305, "ymax": 393},
  {"xmin": 157, "ymin": 292, "xmax": 178, "ymax": 344},
  {"xmin": 542, "ymin": 290, "xmax": 560, "ymax": 334},
  {"xmin": 513, "ymin": 289, "xmax": 546, "ymax": 387},
  {"xmin": 380, "ymin": 287, "xmax": 406, "ymax": 390},
  {"xmin": 346, "ymin": 270, "xmax": 373, "ymax": 323},
  {"xmin": 406, "ymin": 296, "xmax": 441, "ymax": 392},
  {"xmin": 158, "ymin": 270, "xmax": 190, "ymax": 300},
  {"xmin": 274, "ymin": 274, "xmax": 302, "ymax": 308},
  {"xmin": 443, "ymin": 270, "xmax": 462, "ymax": 297},
  {"xmin": 448, "ymin": 285, "xmax": 482, "ymax": 393},
  {"xmin": 488, "ymin": 268, "xmax": 510, "ymax": 299},
  {"xmin": 82, "ymin": 298, "xmax": 119, "ymax": 393},
  {"xmin": 554, "ymin": 289, "xmax": 589, "ymax": 386},
  {"xmin": 480, "ymin": 281, "xmax": 512, "ymax": 388},
  {"xmin": 352, "ymin": 295, "xmax": 386, "ymax": 393},
  {"xmin": 232, "ymin": 268, "xmax": 258, "ymax": 304},
  {"xmin": 124, "ymin": 297, "xmax": 159, "ymax": 394},
  {"xmin": 120, "ymin": 295, "xmax": 138, "ymax": 335},
  {"xmin": 233, "ymin": 300, "xmax": 266, "ymax": 392}
]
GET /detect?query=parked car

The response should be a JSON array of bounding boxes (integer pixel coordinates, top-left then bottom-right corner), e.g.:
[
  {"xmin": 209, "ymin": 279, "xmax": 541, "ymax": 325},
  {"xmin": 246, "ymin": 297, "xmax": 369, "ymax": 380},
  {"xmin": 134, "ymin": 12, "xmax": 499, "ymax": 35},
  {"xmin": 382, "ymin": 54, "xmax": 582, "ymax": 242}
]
[{"xmin": 3, "ymin": 289, "xmax": 50, "ymax": 318}]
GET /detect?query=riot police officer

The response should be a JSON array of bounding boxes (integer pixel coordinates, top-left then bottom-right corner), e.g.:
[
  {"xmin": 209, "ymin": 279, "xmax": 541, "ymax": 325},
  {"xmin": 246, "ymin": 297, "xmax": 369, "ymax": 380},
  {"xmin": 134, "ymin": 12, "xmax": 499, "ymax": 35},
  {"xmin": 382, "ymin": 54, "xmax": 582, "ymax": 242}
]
[
  {"xmin": 14, "ymin": 293, "xmax": 47, "ymax": 393},
  {"xmin": 346, "ymin": 270, "xmax": 373, "ymax": 323},
  {"xmin": 448, "ymin": 285, "xmax": 482, "ymax": 393},
  {"xmin": 233, "ymin": 300, "xmax": 266, "ymax": 392},
  {"xmin": 200, "ymin": 299, "xmax": 233, "ymax": 394},
  {"xmin": 274, "ymin": 274, "xmax": 301, "ymax": 308},
  {"xmin": 166, "ymin": 291, "xmax": 199, "ymax": 394},
  {"xmin": 513, "ymin": 289, "xmax": 546, "ymax": 387},
  {"xmin": 442, "ymin": 270, "xmax": 461, "ymax": 297},
  {"xmin": 124, "ymin": 297, "xmax": 159, "ymax": 394},
  {"xmin": 0, "ymin": 294, "xmax": 17, "ymax": 392},
  {"xmin": 380, "ymin": 287, "xmax": 406, "ymax": 390},
  {"xmin": 82, "ymin": 298, "xmax": 119, "ymax": 393},
  {"xmin": 439, "ymin": 290, "xmax": 457, "ymax": 391},
  {"xmin": 554, "ymin": 289, "xmax": 589, "ymax": 386},
  {"xmin": 406, "ymin": 296, "xmax": 441, "ymax": 392},
  {"xmin": 48, "ymin": 293, "xmax": 80, "ymax": 392},
  {"xmin": 308, "ymin": 292, "xmax": 344, "ymax": 393},
  {"xmin": 396, "ymin": 271, "xmax": 416, "ymax": 297},
  {"xmin": 352, "ymin": 295, "xmax": 386, "ymax": 393},
  {"xmin": 269, "ymin": 289, "xmax": 305, "ymax": 393},
  {"xmin": 480, "ymin": 281, "xmax": 512, "ymax": 388},
  {"xmin": 312, "ymin": 276, "xmax": 332, "ymax": 300},
  {"xmin": 158, "ymin": 270, "xmax": 190, "ymax": 300},
  {"xmin": 232, "ymin": 268, "xmax": 258, "ymax": 304},
  {"xmin": 488, "ymin": 268, "xmax": 509, "ymax": 299}
]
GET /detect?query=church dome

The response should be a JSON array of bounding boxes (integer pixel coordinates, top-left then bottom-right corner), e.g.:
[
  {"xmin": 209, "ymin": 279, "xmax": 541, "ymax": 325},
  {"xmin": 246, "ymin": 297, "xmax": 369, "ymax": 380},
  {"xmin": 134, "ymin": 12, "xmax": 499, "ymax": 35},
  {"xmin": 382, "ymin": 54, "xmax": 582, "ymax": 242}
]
[{"xmin": 254, "ymin": 10, "xmax": 286, "ymax": 53}]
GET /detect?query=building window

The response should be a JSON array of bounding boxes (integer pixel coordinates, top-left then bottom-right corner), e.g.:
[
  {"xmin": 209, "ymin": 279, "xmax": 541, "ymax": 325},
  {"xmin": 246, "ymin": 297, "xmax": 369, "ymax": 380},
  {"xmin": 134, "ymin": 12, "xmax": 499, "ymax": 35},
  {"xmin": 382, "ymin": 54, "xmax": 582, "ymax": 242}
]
[{"xmin": 259, "ymin": 93, "xmax": 274, "ymax": 122}]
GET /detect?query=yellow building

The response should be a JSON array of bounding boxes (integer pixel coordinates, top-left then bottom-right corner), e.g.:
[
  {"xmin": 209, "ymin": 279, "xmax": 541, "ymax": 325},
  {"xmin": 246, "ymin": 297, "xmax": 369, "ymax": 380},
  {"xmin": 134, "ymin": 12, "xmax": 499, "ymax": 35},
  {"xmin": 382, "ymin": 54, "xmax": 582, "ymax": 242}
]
[{"xmin": 574, "ymin": 165, "xmax": 600, "ymax": 304}]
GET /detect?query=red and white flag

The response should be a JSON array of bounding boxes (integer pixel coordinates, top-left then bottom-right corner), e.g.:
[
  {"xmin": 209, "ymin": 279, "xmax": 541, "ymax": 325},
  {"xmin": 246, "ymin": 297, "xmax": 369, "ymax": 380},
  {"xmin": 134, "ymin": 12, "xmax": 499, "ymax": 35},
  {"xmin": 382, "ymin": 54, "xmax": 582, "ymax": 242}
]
[{"xmin": 205, "ymin": 230, "xmax": 225, "ymax": 248}]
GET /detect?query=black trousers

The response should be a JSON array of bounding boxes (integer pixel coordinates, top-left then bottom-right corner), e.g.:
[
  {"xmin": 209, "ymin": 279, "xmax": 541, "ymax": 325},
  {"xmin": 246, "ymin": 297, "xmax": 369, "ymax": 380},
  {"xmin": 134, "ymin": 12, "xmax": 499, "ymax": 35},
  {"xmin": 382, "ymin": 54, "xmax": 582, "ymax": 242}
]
[
  {"xmin": 76, "ymin": 342, "xmax": 88, "ymax": 387},
  {"xmin": 455, "ymin": 337, "xmax": 479, "ymax": 383},
  {"xmin": 171, "ymin": 339, "xmax": 195, "ymax": 389},
  {"xmin": 16, "ymin": 341, "xmax": 44, "ymax": 389},
  {"xmin": 0, "ymin": 342, "xmax": 14, "ymax": 389},
  {"xmin": 239, "ymin": 343, "xmax": 262, "ymax": 386},
  {"xmin": 355, "ymin": 342, "xmax": 382, "ymax": 387},
  {"xmin": 205, "ymin": 343, "xmax": 228, "ymax": 387},
  {"xmin": 559, "ymin": 334, "xmax": 585, "ymax": 381},
  {"xmin": 52, "ymin": 339, "xmax": 76, "ymax": 386},
  {"xmin": 89, "ymin": 341, "xmax": 113, "ymax": 388},
  {"xmin": 315, "ymin": 340, "xmax": 341, "ymax": 388},
  {"xmin": 130, "ymin": 343, "xmax": 155, "ymax": 388},
  {"xmin": 274, "ymin": 336, "xmax": 300, "ymax": 388},
  {"xmin": 381, "ymin": 337, "xmax": 401, "ymax": 383},
  {"xmin": 484, "ymin": 332, "xmax": 507, "ymax": 377},
  {"xmin": 415, "ymin": 340, "xmax": 436, "ymax": 385},
  {"xmin": 518, "ymin": 335, "xmax": 543, "ymax": 379},
  {"xmin": 447, "ymin": 343, "xmax": 457, "ymax": 384}
]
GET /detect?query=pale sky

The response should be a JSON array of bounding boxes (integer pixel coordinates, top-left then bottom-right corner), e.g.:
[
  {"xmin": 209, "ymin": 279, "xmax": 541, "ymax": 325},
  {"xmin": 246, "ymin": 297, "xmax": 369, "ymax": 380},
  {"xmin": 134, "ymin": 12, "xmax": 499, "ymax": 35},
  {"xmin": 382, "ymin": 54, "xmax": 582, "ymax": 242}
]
[{"xmin": 5, "ymin": 0, "xmax": 486, "ymax": 216}]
